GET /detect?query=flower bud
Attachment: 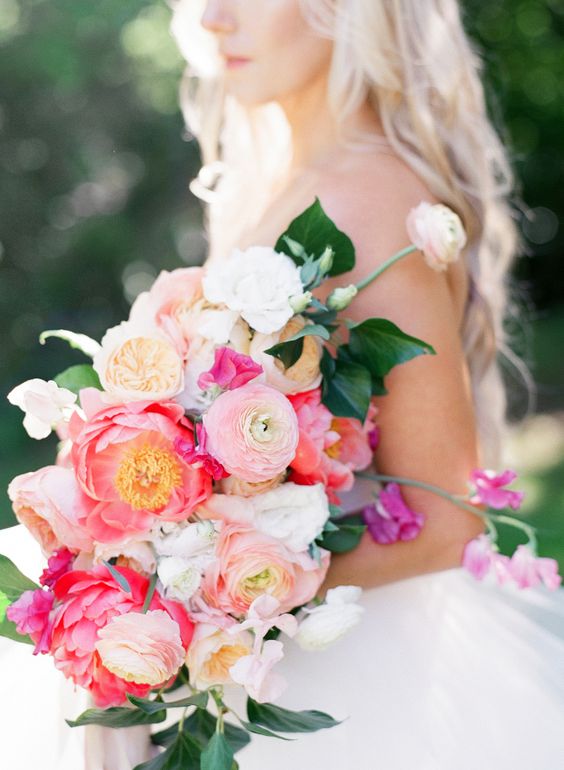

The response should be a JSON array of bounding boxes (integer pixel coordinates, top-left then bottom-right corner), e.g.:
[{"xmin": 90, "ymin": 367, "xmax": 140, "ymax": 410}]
[
  {"xmin": 294, "ymin": 585, "xmax": 364, "ymax": 651},
  {"xmin": 318, "ymin": 247, "xmax": 334, "ymax": 276},
  {"xmin": 326, "ymin": 284, "xmax": 358, "ymax": 311},
  {"xmin": 406, "ymin": 202, "xmax": 467, "ymax": 271},
  {"xmin": 289, "ymin": 291, "xmax": 313, "ymax": 314}
]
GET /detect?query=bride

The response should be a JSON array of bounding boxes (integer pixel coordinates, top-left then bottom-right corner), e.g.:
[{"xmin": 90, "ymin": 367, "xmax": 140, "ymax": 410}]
[{"xmin": 1, "ymin": 1, "xmax": 563, "ymax": 768}]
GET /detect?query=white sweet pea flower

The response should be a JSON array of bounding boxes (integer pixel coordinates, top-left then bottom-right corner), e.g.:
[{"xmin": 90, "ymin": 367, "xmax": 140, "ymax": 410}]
[
  {"xmin": 202, "ymin": 246, "xmax": 303, "ymax": 334},
  {"xmin": 251, "ymin": 482, "xmax": 330, "ymax": 552},
  {"xmin": 157, "ymin": 556, "xmax": 203, "ymax": 602},
  {"xmin": 8, "ymin": 378, "xmax": 77, "ymax": 439},
  {"xmin": 294, "ymin": 585, "xmax": 365, "ymax": 651}
]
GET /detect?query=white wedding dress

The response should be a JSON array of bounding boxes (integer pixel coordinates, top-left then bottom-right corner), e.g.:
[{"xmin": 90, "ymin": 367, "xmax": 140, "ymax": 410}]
[{"xmin": 2, "ymin": 500, "xmax": 564, "ymax": 770}]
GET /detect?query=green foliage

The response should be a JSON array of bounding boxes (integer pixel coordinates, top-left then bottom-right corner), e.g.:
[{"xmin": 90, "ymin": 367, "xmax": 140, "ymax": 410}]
[
  {"xmin": 246, "ymin": 698, "xmax": 341, "ymax": 733},
  {"xmin": 134, "ymin": 732, "xmax": 202, "ymax": 770},
  {"xmin": 152, "ymin": 709, "xmax": 251, "ymax": 754},
  {"xmin": 128, "ymin": 692, "xmax": 209, "ymax": 714},
  {"xmin": 316, "ymin": 523, "xmax": 367, "ymax": 554},
  {"xmin": 201, "ymin": 733, "xmax": 234, "ymax": 770},
  {"xmin": 265, "ymin": 324, "xmax": 330, "ymax": 369},
  {"xmin": 67, "ymin": 706, "xmax": 167, "ymax": 728}
]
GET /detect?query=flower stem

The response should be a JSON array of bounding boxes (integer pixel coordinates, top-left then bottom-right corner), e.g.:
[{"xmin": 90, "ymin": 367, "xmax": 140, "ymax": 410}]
[
  {"xmin": 355, "ymin": 471, "xmax": 537, "ymax": 547},
  {"xmin": 355, "ymin": 246, "xmax": 417, "ymax": 292}
]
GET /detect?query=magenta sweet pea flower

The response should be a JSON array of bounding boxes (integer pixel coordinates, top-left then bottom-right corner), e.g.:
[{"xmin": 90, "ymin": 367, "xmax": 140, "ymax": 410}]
[
  {"xmin": 174, "ymin": 423, "xmax": 228, "ymax": 482},
  {"xmin": 198, "ymin": 347, "xmax": 262, "ymax": 392},
  {"xmin": 469, "ymin": 469, "xmax": 525, "ymax": 511},
  {"xmin": 509, "ymin": 545, "xmax": 562, "ymax": 591},
  {"xmin": 40, "ymin": 547, "xmax": 74, "ymax": 588},
  {"xmin": 6, "ymin": 588, "xmax": 55, "ymax": 655},
  {"xmin": 462, "ymin": 534, "xmax": 495, "ymax": 580},
  {"xmin": 362, "ymin": 483, "xmax": 425, "ymax": 545}
]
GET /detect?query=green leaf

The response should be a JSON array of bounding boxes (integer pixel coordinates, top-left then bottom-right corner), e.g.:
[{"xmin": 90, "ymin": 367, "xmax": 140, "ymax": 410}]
[
  {"xmin": 0, "ymin": 590, "xmax": 9, "ymax": 622},
  {"xmin": 141, "ymin": 572, "xmax": 158, "ymax": 613},
  {"xmin": 0, "ymin": 585, "xmax": 34, "ymax": 645},
  {"xmin": 201, "ymin": 732, "xmax": 234, "ymax": 770},
  {"xmin": 321, "ymin": 358, "xmax": 371, "ymax": 421},
  {"xmin": 152, "ymin": 711, "xmax": 250, "ymax": 755},
  {"xmin": 346, "ymin": 318, "xmax": 435, "ymax": 379},
  {"xmin": 316, "ymin": 523, "xmax": 366, "ymax": 553},
  {"xmin": 247, "ymin": 698, "xmax": 341, "ymax": 733},
  {"xmin": 0, "ymin": 553, "xmax": 39, "ymax": 601},
  {"xmin": 54, "ymin": 364, "xmax": 102, "ymax": 396},
  {"xmin": 265, "ymin": 323, "xmax": 330, "ymax": 370},
  {"xmin": 67, "ymin": 706, "xmax": 167, "ymax": 729},
  {"xmin": 128, "ymin": 691, "xmax": 208, "ymax": 714},
  {"xmin": 275, "ymin": 198, "xmax": 355, "ymax": 276},
  {"xmin": 134, "ymin": 732, "xmax": 202, "ymax": 770},
  {"xmin": 238, "ymin": 720, "xmax": 293, "ymax": 741},
  {"xmin": 40, "ymin": 329, "xmax": 101, "ymax": 358},
  {"xmin": 322, "ymin": 520, "xmax": 340, "ymax": 533},
  {"xmin": 102, "ymin": 561, "xmax": 132, "ymax": 594}
]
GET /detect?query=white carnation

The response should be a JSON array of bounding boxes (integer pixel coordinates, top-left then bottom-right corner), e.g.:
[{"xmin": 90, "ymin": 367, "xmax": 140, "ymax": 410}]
[
  {"xmin": 202, "ymin": 246, "xmax": 303, "ymax": 334},
  {"xmin": 154, "ymin": 520, "xmax": 217, "ymax": 563},
  {"xmin": 251, "ymin": 482, "xmax": 330, "ymax": 552},
  {"xmin": 294, "ymin": 585, "xmax": 364, "ymax": 651}
]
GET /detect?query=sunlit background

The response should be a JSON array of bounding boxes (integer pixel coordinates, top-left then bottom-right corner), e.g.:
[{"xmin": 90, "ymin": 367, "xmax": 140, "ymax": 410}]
[{"xmin": 0, "ymin": 1, "xmax": 562, "ymax": 566}]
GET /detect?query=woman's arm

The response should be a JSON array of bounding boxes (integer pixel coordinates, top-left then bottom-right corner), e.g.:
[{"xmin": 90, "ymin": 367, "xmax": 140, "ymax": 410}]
[{"xmin": 316, "ymin": 158, "xmax": 485, "ymax": 592}]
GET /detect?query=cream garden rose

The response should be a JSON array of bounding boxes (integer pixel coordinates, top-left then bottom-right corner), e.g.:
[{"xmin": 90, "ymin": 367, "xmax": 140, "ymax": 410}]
[
  {"xmin": 202, "ymin": 246, "xmax": 303, "ymax": 334},
  {"xmin": 185, "ymin": 622, "xmax": 253, "ymax": 690}
]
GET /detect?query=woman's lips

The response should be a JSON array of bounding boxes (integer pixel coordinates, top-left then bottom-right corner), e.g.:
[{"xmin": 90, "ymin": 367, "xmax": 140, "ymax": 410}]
[{"xmin": 224, "ymin": 56, "xmax": 252, "ymax": 70}]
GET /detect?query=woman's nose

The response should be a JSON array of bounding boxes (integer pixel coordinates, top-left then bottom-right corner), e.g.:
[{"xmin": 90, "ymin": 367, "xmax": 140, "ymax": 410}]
[{"xmin": 200, "ymin": 0, "xmax": 236, "ymax": 34}]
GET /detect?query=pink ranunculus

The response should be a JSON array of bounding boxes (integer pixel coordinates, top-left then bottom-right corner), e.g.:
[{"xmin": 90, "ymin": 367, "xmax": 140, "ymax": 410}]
[
  {"xmin": 8, "ymin": 466, "xmax": 94, "ymax": 555},
  {"xmin": 508, "ymin": 546, "xmax": 562, "ymax": 591},
  {"xmin": 128, "ymin": 267, "xmax": 205, "ymax": 357},
  {"xmin": 229, "ymin": 639, "xmax": 287, "ymax": 703},
  {"xmin": 203, "ymin": 383, "xmax": 299, "ymax": 483},
  {"xmin": 362, "ymin": 483, "xmax": 425, "ymax": 545},
  {"xmin": 50, "ymin": 565, "xmax": 194, "ymax": 707},
  {"xmin": 40, "ymin": 548, "xmax": 74, "ymax": 588},
  {"xmin": 174, "ymin": 424, "xmax": 228, "ymax": 482},
  {"xmin": 469, "ymin": 469, "xmax": 525, "ymax": 511},
  {"xmin": 7, "ymin": 588, "xmax": 55, "ymax": 654},
  {"xmin": 406, "ymin": 201, "xmax": 467, "ymax": 272},
  {"xmin": 69, "ymin": 389, "xmax": 212, "ymax": 543},
  {"xmin": 197, "ymin": 346, "xmax": 262, "ymax": 392},
  {"xmin": 201, "ymin": 523, "xmax": 329, "ymax": 616},
  {"xmin": 288, "ymin": 389, "xmax": 376, "ymax": 504},
  {"xmin": 462, "ymin": 534, "xmax": 495, "ymax": 580}
]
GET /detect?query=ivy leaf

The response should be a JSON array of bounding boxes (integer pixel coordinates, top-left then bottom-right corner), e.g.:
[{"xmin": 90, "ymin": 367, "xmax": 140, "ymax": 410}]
[
  {"xmin": 39, "ymin": 329, "xmax": 101, "ymax": 358},
  {"xmin": 134, "ymin": 732, "xmax": 202, "ymax": 770},
  {"xmin": 152, "ymin": 710, "xmax": 250, "ymax": 755},
  {"xmin": 54, "ymin": 364, "xmax": 102, "ymax": 396},
  {"xmin": 275, "ymin": 198, "xmax": 355, "ymax": 276},
  {"xmin": 67, "ymin": 706, "xmax": 167, "ymax": 729},
  {"xmin": 346, "ymin": 318, "xmax": 435, "ymax": 379},
  {"xmin": 247, "ymin": 698, "xmax": 341, "ymax": 733},
  {"xmin": 264, "ymin": 324, "xmax": 330, "ymax": 369},
  {"xmin": 316, "ymin": 523, "xmax": 366, "ymax": 553},
  {"xmin": 201, "ymin": 732, "xmax": 234, "ymax": 770},
  {"xmin": 128, "ymin": 691, "xmax": 208, "ymax": 714},
  {"xmin": 321, "ymin": 358, "xmax": 371, "ymax": 421},
  {"xmin": 238, "ymin": 720, "xmax": 293, "ymax": 740}
]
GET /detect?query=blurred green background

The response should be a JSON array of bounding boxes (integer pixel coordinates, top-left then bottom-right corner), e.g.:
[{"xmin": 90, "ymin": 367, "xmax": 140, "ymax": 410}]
[{"xmin": 0, "ymin": 1, "xmax": 562, "ymax": 565}]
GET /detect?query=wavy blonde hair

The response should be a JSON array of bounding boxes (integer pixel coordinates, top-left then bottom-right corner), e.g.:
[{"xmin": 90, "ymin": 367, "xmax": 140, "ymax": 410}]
[{"xmin": 170, "ymin": 0, "xmax": 524, "ymax": 465}]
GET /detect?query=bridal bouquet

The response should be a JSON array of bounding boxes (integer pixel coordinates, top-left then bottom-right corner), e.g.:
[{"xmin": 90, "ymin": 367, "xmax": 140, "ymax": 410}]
[{"xmin": 1, "ymin": 199, "xmax": 559, "ymax": 769}]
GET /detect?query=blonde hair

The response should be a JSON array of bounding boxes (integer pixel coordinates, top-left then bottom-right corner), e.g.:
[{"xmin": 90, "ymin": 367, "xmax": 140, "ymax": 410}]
[{"xmin": 170, "ymin": 0, "xmax": 525, "ymax": 465}]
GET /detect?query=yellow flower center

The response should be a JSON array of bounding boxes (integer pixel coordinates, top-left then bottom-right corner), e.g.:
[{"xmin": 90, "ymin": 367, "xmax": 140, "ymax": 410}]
[
  {"xmin": 242, "ymin": 568, "xmax": 276, "ymax": 593},
  {"xmin": 114, "ymin": 444, "xmax": 182, "ymax": 511},
  {"xmin": 325, "ymin": 420, "xmax": 342, "ymax": 460},
  {"xmin": 202, "ymin": 643, "xmax": 250, "ymax": 683}
]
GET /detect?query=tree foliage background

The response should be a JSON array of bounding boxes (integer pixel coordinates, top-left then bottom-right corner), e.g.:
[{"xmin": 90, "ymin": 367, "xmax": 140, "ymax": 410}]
[{"xmin": 0, "ymin": 0, "xmax": 563, "ymax": 559}]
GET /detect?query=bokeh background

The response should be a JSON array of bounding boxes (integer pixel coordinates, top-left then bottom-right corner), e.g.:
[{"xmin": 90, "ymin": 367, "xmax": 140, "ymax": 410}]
[{"xmin": 0, "ymin": 1, "xmax": 562, "ymax": 564}]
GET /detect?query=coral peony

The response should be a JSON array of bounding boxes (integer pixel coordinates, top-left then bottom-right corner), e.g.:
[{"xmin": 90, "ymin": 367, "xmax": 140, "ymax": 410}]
[
  {"xmin": 50, "ymin": 564, "xmax": 194, "ymax": 707},
  {"xmin": 69, "ymin": 389, "xmax": 211, "ymax": 543},
  {"xmin": 203, "ymin": 382, "xmax": 299, "ymax": 483}
]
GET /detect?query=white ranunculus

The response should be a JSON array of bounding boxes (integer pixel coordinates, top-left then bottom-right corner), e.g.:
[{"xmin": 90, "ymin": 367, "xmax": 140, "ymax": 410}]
[
  {"xmin": 251, "ymin": 482, "xmax": 330, "ymax": 552},
  {"xmin": 294, "ymin": 585, "xmax": 364, "ymax": 651},
  {"xmin": 157, "ymin": 556, "xmax": 203, "ymax": 602},
  {"xmin": 154, "ymin": 520, "xmax": 217, "ymax": 562},
  {"xmin": 406, "ymin": 202, "xmax": 467, "ymax": 272},
  {"xmin": 8, "ymin": 378, "xmax": 77, "ymax": 439},
  {"xmin": 202, "ymin": 246, "xmax": 303, "ymax": 334}
]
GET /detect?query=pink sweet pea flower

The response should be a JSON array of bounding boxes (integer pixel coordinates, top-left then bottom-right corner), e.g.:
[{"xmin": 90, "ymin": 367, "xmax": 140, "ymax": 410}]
[
  {"xmin": 68, "ymin": 389, "xmax": 212, "ymax": 543},
  {"xmin": 228, "ymin": 594, "xmax": 298, "ymax": 653},
  {"xmin": 40, "ymin": 548, "xmax": 74, "ymax": 588},
  {"xmin": 7, "ymin": 589, "xmax": 55, "ymax": 655},
  {"xmin": 174, "ymin": 424, "xmax": 228, "ymax": 482},
  {"xmin": 469, "ymin": 469, "xmax": 525, "ymax": 511},
  {"xmin": 362, "ymin": 483, "xmax": 425, "ymax": 545},
  {"xmin": 50, "ymin": 565, "xmax": 194, "ymax": 707},
  {"xmin": 197, "ymin": 347, "xmax": 262, "ymax": 392},
  {"xmin": 229, "ymin": 639, "xmax": 287, "ymax": 703},
  {"xmin": 509, "ymin": 545, "xmax": 562, "ymax": 590},
  {"xmin": 462, "ymin": 534, "xmax": 495, "ymax": 580}
]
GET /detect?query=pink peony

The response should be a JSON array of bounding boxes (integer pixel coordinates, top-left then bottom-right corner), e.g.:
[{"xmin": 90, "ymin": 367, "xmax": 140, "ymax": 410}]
[
  {"xmin": 197, "ymin": 346, "xmax": 262, "ymax": 392},
  {"xmin": 203, "ymin": 382, "xmax": 299, "ymax": 483},
  {"xmin": 469, "ymin": 469, "xmax": 525, "ymax": 511},
  {"xmin": 7, "ymin": 588, "xmax": 55, "ymax": 655},
  {"xmin": 40, "ymin": 548, "xmax": 74, "ymax": 588},
  {"xmin": 128, "ymin": 267, "xmax": 205, "ymax": 357},
  {"xmin": 69, "ymin": 389, "xmax": 212, "ymax": 543},
  {"xmin": 362, "ymin": 483, "xmax": 425, "ymax": 545},
  {"xmin": 50, "ymin": 565, "xmax": 194, "ymax": 707},
  {"xmin": 288, "ymin": 389, "xmax": 376, "ymax": 503},
  {"xmin": 8, "ymin": 466, "xmax": 94, "ymax": 555},
  {"xmin": 201, "ymin": 522, "xmax": 329, "ymax": 616}
]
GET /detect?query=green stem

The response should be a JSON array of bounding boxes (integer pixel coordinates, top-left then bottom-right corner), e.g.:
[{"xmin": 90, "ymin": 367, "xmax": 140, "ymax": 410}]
[
  {"xmin": 355, "ymin": 471, "xmax": 537, "ymax": 548},
  {"xmin": 355, "ymin": 245, "xmax": 417, "ymax": 291}
]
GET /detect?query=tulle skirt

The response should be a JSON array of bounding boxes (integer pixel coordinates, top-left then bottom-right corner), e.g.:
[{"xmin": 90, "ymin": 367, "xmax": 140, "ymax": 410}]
[{"xmin": 2, "ymin": 524, "xmax": 564, "ymax": 770}]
